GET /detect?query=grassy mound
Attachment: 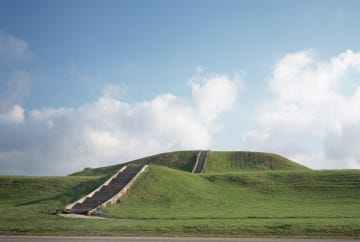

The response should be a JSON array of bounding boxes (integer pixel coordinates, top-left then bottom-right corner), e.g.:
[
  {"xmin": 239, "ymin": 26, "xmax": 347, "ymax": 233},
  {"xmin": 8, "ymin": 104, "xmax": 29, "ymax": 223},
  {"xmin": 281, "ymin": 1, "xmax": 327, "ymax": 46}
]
[
  {"xmin": 104, "ymin": 165, "xmax": 360, "ymax": 220},
  {"xmin": 0, "ymin": 150, "xmax": 359, "ymax": 237},
  {"xmin": 0, "ymin": 165, "xmax": 359, "ymax": 237},
  {"xmin": 70, "ymin": 150, "xmax": 198, "ymax": 176},
  {"xmin": 204, "ymin": 151, "xmax": 309, "ymax": 173},
  {"xmin": 101, "ymin": 165, "xmax": 360, "ymax": 237},
  {"xmin": 70, "ymin": 150, "xmax": 307, "ymax": 177}
]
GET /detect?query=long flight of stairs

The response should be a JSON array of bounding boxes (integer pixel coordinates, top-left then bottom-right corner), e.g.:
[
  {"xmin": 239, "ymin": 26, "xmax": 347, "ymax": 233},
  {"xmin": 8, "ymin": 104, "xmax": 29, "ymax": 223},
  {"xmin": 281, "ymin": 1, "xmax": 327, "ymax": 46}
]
[
  {"xmin": 192, "ymin": 150, "xmax": 208, "ymax": 173},
  {"xmin": 66, "ymin": 165, "xmax": 147, "ymax": 215}
]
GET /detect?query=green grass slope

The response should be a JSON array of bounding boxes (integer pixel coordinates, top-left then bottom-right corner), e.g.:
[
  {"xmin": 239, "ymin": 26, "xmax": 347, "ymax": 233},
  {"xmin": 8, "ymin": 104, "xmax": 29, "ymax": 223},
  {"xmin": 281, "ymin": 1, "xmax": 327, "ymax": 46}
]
[
  {"xmin": 0, "ymin": 176, "xmax": 106, "ymax": 206},
  {"xmin": 204, "ymin": 151, "xmax": 310, "ymax": 173},
  {"xmin": 102, "ymin": 165, "xmax": 360, "ymax": 237},
  {"xmin": 70, "ymin": 150, "xmax": 198, "ymax": 176},
  {"xmin": 0, "ymin": 176, "xmax": 107, "ymax": 212},
  {"xmin": 104, "ymin": 165, "xmax": 359, "ymax": 219},
  {"xmin": 70, "ymin": 150, "xmax": 306, "ymax": 177},
  {"xmin": 0, "ymin": 165, "xmax": 359, "ymax": 237},
  {"xmin": 0, "ymin": 175, "xmax": 109, "ymax": 235}
]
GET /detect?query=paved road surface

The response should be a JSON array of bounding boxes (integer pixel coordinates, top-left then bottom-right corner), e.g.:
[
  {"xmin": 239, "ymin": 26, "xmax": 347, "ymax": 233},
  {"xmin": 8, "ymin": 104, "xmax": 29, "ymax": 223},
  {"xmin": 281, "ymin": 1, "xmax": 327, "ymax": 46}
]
[{"xmin": 0, "ymin": 237, "xmax": 358, "ymax": 242}]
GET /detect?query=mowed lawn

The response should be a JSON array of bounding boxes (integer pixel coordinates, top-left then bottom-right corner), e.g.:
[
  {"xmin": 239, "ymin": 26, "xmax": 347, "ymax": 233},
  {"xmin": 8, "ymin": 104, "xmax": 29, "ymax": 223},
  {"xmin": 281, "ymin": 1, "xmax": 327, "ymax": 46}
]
[
  {"xmin": 0, "ymin": 164, "xmax": 359, "ymax": 237},
  {"xmin": 104, "ymin": 166, "xmax": 360, "ymax": 220},
  {"xmin": 204, "ymin": 151, "xmax": 310, "ymax": 173}
]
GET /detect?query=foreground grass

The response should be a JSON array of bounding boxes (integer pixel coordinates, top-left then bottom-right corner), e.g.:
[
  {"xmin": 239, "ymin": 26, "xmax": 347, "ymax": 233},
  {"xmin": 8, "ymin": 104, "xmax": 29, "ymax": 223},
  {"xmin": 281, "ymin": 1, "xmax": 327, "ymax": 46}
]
[
  {"xmin": 2, "ymin": 216, "xmax": 360, "ymax": 237},
  {"xmin": 0, "ymin": 166, "xmax": 359, "ymax": 237}
]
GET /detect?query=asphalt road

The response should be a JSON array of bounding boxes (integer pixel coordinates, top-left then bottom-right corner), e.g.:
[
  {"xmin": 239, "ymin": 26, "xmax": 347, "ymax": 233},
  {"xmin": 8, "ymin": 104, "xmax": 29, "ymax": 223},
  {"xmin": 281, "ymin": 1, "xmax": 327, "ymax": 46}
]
[{"xmin": 0, "ymin": 237, "xmax": 358, "ymax": 242}]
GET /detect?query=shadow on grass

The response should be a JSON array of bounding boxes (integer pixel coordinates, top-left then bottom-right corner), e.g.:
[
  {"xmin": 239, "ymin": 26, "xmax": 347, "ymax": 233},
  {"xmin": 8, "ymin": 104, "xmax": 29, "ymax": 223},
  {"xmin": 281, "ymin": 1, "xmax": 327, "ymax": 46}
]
[{"xmin": 16, "ymin": 176, "xmax": 108, "ymax": 207}]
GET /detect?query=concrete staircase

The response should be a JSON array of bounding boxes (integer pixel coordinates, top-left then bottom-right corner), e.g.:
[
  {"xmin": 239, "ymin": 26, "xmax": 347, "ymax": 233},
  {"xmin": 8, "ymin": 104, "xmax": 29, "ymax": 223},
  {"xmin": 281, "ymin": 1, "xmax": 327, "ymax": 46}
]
[
  {"xmin": 192, "ymin": 150, "xmax": 208, "ymax": 173},
  {"xmin": 66, "ymin": 165, "xmax": 147, "ymax": 215}
]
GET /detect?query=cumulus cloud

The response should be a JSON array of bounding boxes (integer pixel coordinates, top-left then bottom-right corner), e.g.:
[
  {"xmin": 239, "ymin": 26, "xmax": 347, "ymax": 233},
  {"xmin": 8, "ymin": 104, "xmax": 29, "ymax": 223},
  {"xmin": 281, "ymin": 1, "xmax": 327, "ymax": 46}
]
[
  {"xmin": 0, "ymin": 70, "xmax": 30, "ymax": 126},
  {"xmin": 0, "ymin": 31, "xmax": 31, "ymax": 125},
  {"xmin": 0, "ymin": 104, "xmax": 24, "ymax": 124},
  {"xmin": 243, "ymin": 50, "xmax": 360, "ymax": 169},
  {"xmin": 0, "ymin": 72, "xmax": 240, "ymax": 175},
  {"xmin": 324, "ymin": 122, "xmax": 360, "ymax": 169},
  {"xmin": 189, "ymin": 71, "xmax": 242, "ymax": 125}
]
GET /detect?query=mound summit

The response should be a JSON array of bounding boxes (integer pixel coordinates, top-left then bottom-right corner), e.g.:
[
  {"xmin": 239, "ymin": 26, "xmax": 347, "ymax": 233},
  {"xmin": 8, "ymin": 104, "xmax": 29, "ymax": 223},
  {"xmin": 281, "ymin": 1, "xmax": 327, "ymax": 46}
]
[{"xmin": 71, "ymin": 150, "xmax": 309, "ymax": 177}]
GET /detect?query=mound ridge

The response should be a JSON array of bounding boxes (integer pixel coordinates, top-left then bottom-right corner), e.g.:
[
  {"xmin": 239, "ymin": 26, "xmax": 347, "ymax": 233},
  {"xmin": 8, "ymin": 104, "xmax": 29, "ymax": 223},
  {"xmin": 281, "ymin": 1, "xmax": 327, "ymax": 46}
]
[
  {"xmin": 70, "ymin": 150, "xmax": 198, "ymax": 176},
  {"xmin": 204, "ymin": 151, "xmax": 310, "ymax": 173},
  {"xmin": 71, "ymin": 150, "xmax": 308, "ymax": 176}
]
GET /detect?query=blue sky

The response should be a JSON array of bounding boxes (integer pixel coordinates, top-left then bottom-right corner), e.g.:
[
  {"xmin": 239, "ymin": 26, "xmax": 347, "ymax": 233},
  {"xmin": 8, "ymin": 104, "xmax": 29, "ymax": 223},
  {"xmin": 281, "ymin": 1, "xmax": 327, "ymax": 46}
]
[{"xmin": 1, "ymin": 0, "xmax": 360, "ymax": 175}]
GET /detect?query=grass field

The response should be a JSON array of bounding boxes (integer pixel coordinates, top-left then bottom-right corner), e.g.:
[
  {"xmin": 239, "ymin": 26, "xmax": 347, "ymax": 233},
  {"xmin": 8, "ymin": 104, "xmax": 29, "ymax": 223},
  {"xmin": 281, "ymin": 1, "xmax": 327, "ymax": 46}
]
[{"xmin": 0, "ymin": 151, "xmax": 359, "ymax": 238}]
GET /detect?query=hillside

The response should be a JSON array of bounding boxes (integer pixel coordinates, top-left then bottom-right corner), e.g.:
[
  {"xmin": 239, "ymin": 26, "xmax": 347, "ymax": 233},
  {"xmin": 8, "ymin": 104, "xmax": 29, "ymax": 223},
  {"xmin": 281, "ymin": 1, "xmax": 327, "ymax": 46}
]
[
  {"xmin": 204, "ymin": 151, "xmax": 310, "ymax": 173},
  {"xmin": 0, "ymin": 175, "xmax": 108, "ymax": 235},
  {"xmin": 70, "ymin": 150, "xmax": 198, "ymax": 176},
  {"xmin": 0, "ymin": 150, "xmax": 359, "ymax": 237},
  {"xmin": 1, "ymin": 165, "xmax": 359, "ymax": 237},
  {"xmin": 71, "ymin": 150, "xmax": 308, "ymax": 177},
  {"xmin": 0, "ymin": 175, "xmax": 107, "ymax": 210},
  {"xmin": 103, "ymin": 165, "xmax": 359, "ymax": 219}
]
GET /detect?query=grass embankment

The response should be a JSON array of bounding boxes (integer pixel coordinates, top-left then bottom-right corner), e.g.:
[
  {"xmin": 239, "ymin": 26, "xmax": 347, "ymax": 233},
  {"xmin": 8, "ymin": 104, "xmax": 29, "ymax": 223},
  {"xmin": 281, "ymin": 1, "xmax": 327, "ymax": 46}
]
[
  {"xmin": 204, "ymin": 151, "xmax": 309, "ymax": 173},
  {"xmin": 0, "ymin": 150, "xmax": 359, "ymax": 237},
  {"xmin": 104, "ymin": 165, "xmax": 359, "ymax": 237},
  {"xmin": 70, "ymin": 150, "xmax": 198, "ymax": 176},
  {"xmin": 104, "ymin": 166, "xmax": 360, "ymax": 219},
  {"xmin": 1, "ymin": 166, "xmax": 359, "ymax": 237},
  {"xmin": 0, "ymin": 175, "xmax": 107, "ymax": 235}
]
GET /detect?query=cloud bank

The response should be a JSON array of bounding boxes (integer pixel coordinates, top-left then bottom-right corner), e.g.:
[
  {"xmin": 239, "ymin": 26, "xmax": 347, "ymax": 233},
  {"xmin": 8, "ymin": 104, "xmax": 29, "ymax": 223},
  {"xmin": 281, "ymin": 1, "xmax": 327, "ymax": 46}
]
[
  {"xmin": 243, "ymin": 50, "xmax": 360, "ymax": 169},
  {"xmin": 1, "ymin": 30, "xmax": 360, "ymax": 174},
  {"xmin": 0, "ymin": 74, "xmax": 241, "ymax": 175}
]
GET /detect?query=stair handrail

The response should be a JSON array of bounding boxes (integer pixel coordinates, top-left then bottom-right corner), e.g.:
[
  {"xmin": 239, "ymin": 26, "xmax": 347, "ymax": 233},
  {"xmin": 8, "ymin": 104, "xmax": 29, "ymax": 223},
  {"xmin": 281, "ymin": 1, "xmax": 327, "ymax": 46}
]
[{"xmin": 192, "ymin": 151, "xmax": 202, "ymax": 173}]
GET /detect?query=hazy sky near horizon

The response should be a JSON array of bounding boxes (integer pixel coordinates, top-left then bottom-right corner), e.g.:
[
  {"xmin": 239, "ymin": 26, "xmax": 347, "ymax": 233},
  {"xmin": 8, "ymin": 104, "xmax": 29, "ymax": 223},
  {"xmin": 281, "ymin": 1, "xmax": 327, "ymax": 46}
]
[{"xmin": 1, "ymin": 0, "xmax": 360, "ymax": 175}]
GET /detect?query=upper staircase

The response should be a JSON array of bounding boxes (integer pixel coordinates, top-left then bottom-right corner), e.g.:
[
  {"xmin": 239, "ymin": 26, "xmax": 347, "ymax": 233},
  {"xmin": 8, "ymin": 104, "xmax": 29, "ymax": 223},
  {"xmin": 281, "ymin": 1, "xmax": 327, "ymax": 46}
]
[{"xmin": 192, "ymin": 150, "xmax": 208, "ymax": 173}]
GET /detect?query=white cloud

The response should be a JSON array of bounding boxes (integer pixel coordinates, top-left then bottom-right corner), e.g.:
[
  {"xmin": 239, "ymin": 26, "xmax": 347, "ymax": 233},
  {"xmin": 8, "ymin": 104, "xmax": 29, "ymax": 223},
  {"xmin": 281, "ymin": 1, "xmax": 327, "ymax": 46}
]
[
  {"xmin": 0, "ymin": 70, "xmax": 30, "ymax": 125},
  {"xmin": 324, "ymin": 122, "xmax": 360, "ymax": 169},
  {"xmin": 0, "ymin": 104, "xmax": 24, "ymax": 124},
  {"xmin": 0, "ymin": 31, "xmax": 31, "ymax": 60},
  {"xmin": 244, "ymin": 50, "xmax": 360, "ymax": 169},
  {"xmin": 0, "ymin": 72, "xmax": 240, "ymax": 175},
  {"xmin": 189, "ymin": 72, "xmax": 242, "ymax": 124}
]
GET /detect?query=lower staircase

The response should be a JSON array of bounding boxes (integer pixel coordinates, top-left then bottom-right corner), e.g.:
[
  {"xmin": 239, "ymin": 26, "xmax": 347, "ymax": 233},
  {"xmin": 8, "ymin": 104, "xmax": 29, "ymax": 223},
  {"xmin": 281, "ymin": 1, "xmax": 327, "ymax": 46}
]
[
  {"xmin": 192, "ymin": 150, "xmax": 208, "ymax": 173},
  {"xmin": 66, "ymin": 165, "xmax": 147, "ymax": 215}
]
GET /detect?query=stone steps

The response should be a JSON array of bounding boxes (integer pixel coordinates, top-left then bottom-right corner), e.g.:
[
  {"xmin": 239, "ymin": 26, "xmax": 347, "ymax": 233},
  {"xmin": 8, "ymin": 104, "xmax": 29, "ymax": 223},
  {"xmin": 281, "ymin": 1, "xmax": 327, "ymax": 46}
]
[
  {"xmin": 193, "ymin": 150, "xmax": 208, "ymax": 173},
  {"xmin": 67, "ymin": 165, "xmax": 146, "ymax": 215}
]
